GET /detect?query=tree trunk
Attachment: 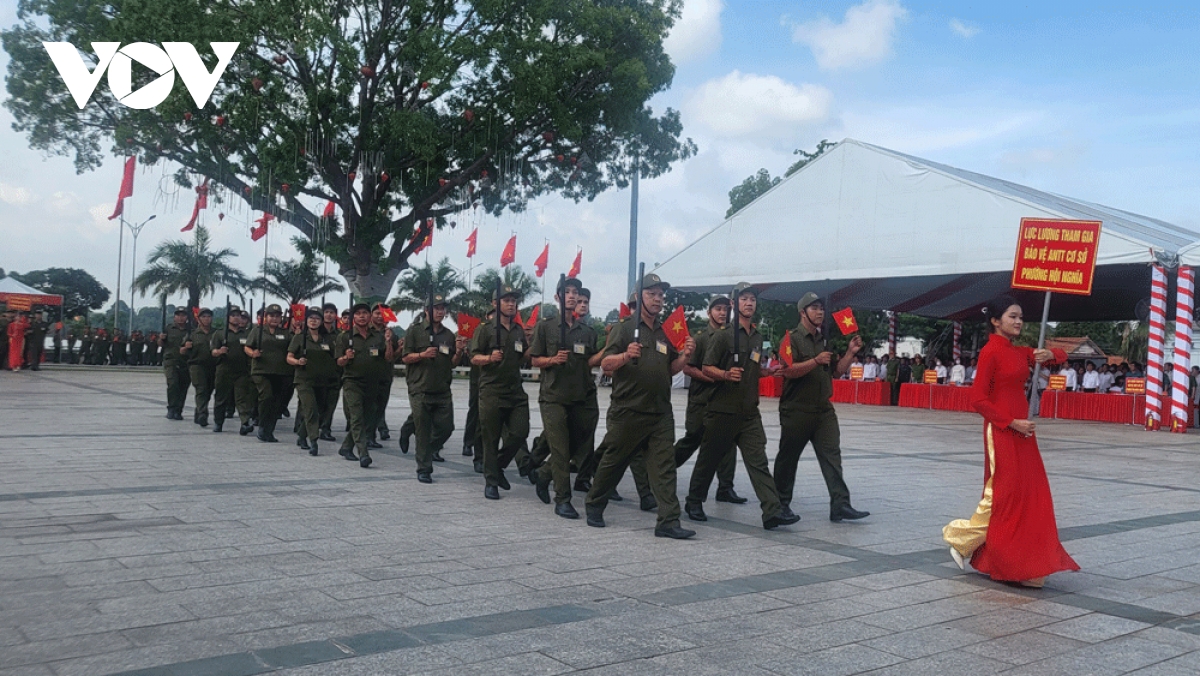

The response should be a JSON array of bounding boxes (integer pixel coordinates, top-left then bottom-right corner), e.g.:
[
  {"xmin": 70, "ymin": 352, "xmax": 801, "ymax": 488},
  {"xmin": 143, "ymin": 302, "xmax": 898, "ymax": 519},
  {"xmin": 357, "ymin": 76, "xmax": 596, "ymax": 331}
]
[{"xmin": 341, "ymin": 266, "xmax": 403, "ymax": 305}]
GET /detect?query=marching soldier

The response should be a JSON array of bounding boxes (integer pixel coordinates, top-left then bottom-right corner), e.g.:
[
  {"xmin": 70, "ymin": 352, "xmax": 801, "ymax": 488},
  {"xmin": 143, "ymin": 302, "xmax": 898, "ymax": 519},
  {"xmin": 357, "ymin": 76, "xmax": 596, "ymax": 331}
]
[
  {"xmin": 584, "ymin": 273, "xmax": 696, "ymax": 539},
  {"xmin": 160, "ymin": 309, "xmax": 191, "ymax": 419},
  {"xmin": 470, "ymin": 285, "xmax": 530, "ymax": 500},
  {"xmin": 76, "ymin": 327, "xmax": 92, "ymax": 365},
  {"xmin": 775, "ymin": 293, "xmax": 870, "ymax": 522},
  {"xmin": 319, "ymin": 303, "xmax": 342, "ymax": 441},
  {"xmin": 289, "ymin": 307, "xmax": 339, "ymax": 455},
  {"xmin": 183, "ymin": 308, "xmax": 219, "ymax": 427},
  {"xmin": 24, "ymin": 312, "xmax": 47, "ymax": 370},
  {"xmin": 530, "ymin": 277, "xmax": 603, "ymax": 518},
  {"xmin": 110, "ymin": 329, "xmax": 126, "ymax": 366},
  {"xmin": 685, "ymin": 283, "xmax": 799, "ymax": 529},
  {"xmin": 368, "ymin": 304, "xmax": 401, "ymax": 448},
  {"xmin": 129, "ymin": 330, "xmax": 145, "ymax": 366},
  {"xmin": 335, "ymin": 303, "xmax": 395, "ymax": 467},
  {"xmin": 245, "ymin": 304, "xmax": 292, "ymax": 443},
  {"xmin": 402, "ymin": 294, "xmax": 467, "ymax": 483},
  {"xmin": 675, "ymin": 296, "xmax": 746, "ymax": 504},
  {"xmin": 212, "ymin": 308, "xmax": 255, "ymax": 434},
  {"xmin": 91, "ymin": 328, "xmax": 110, "ymax": 365}
]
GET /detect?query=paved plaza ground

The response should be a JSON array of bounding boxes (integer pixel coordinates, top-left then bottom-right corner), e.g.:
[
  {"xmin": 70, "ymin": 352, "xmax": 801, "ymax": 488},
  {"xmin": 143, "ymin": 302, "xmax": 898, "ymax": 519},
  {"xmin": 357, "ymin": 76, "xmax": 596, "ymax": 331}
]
[{"xmin": 2, "ymin": 368, "xmax": 1200, "ymax": 675}]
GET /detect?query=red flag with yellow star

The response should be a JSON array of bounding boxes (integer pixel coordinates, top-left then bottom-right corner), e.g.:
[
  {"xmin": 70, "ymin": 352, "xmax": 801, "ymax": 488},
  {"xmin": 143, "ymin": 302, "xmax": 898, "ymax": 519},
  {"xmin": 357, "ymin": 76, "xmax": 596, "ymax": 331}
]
[
  {"xmin": 663, "ymin": 305, "xmax": 690, "ymax": 350},
  {"xmin": 456, "ymin": 313, "xmax": 481, "ymax": 338},
  {"xmin": 781, "ymin": 330, "xmax": 794, "ymax": 366},
  {"xmin": 833, "ymin": 307, "xmax": 859, "ymax": 335}
]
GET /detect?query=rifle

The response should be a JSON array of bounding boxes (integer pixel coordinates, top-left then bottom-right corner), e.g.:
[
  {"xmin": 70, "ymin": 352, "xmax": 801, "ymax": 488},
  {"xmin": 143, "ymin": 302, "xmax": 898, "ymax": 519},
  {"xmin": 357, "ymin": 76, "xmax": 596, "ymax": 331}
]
[
  {"xmin": 222, "ymin": 295, "xmax": 230, "ymax": 356},
  {"xmin": 732, "ymin": 289, "xmax": 740, "ymax": 371},
  {"xmin": 632, "ymin": 262, "xmax": 644, "ymax": 366},
  {"xmin": 494, "ymin": 275, "xmax": 502, "ymax": 340},
  {"xmin": 558, "ymin": 273, "xmax": 567, "ymax": 348}
]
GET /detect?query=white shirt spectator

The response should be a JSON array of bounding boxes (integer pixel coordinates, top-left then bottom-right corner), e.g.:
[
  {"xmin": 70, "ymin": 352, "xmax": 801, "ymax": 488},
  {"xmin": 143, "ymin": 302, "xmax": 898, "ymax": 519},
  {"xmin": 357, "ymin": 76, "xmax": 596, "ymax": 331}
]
[
  {"xmin": 1098, "ymin": 370, "xmax": 1115, "ymax": 392},
  {"xmin": 863, "ymin": 362, "xmax": 879, "ymax": 381},
  {"xmin": 950, "ymin": 364, "xmax": 966, "ymax": 385},
  {"xmin": 1081, "ymin": 370, "xmax": 1101, "ymax": 390},
  {"xmin": 965, "ymin": 366, "xmax": 976, "ymax": 384},
  {"xmin": 935, "ymin": 365, "xmax": 948, "ymax": 382},
  {"xmin": 1063, "ymin": 368, "xmax": 1077, "ymax": 391}
]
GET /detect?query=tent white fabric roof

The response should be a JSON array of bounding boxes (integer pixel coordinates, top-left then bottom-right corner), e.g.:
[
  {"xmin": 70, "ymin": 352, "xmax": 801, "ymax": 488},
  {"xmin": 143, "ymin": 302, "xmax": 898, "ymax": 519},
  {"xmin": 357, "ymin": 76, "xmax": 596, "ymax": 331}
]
[
  {"xmin": 654, "ymin": 139, "xmax": 1200, "ymax": 320},
  {"xmin": 0, "ymin": 276, "xmax": 63, "ymax": 304}
]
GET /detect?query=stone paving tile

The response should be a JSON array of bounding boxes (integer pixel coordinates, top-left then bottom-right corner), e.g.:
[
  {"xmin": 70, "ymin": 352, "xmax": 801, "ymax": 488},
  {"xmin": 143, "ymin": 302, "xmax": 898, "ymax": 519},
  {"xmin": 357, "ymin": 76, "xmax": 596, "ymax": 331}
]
[
  {"xmin": 1040, "ymin": 612, "xmax": 1154, "ymax": 643},
  {"xmin": 759, "ymin": 643, "xmax": 905, "ymax": 676},
  {"xmin": 961, "ymin": 628, "xmax": 1090, "ymax": 665},
  {"xmin": 1126, "ymin": 653, "xmax": 1200, "ymax": 675}
]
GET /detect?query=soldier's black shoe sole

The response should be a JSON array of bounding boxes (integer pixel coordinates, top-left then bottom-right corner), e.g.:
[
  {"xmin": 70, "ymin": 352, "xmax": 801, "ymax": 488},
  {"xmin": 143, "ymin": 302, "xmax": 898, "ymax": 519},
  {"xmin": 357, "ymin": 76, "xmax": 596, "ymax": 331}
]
[
  {"xmin": 763, "ymin": 512, "xmax": 801, "ymax": 530},
  {"xmin": 715, "ymin": 491, "xmax": 748, "ymax": 504},
  {"xmin": 830, "ymin": 506, "xmax": 870, "ymax": 522},
  {"xmin": 655, "ymin": 526, "xmax": 696, "ymax": 539},
  {"xmin": 340, "ymin": 450, "xmax": 359, "ymax": 461},
  {"xmin": 555, "ymin": 503, "xmax": 580, "ymax": 519}
]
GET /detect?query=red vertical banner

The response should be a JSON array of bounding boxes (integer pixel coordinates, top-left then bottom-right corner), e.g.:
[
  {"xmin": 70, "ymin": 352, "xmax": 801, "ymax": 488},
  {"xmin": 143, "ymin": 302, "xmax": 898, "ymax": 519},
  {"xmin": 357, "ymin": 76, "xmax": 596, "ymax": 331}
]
[
  {"xmin": 108, "ymin": 156, "xmax": 136, "ymax": 220},
  {"xmin": 500, "ymin": 235, "xmax": 517, "ymax": 267}
]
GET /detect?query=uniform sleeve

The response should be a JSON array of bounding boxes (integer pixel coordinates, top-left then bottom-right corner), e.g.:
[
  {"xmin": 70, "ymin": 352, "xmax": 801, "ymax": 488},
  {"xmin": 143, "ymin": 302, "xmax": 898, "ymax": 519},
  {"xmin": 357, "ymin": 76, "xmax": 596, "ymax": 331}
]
[
  {"xmin": 403, "ymin": 324, "xmax": 420, "ymax": 355},
  {"xmin": 287, "ymin": 334, "xmax": 304, "ymax": 356},
  {"xmin": 529, "ymin": 322, "xmax": 548, "ymax": 357},
  {"xmin": 968, "ymin": 347, "xmax": 1014, "ymax": 429},
  {"xmin": 702, "ymin": 328, "xmax": 728, "ymax": 368},
  {"xmin": 470, "ymin": 325, "xmax": 491, "ymax": 356},
  {"xmin": 603, "ymin": 321, "xmax": 629, "ymax": 357}
]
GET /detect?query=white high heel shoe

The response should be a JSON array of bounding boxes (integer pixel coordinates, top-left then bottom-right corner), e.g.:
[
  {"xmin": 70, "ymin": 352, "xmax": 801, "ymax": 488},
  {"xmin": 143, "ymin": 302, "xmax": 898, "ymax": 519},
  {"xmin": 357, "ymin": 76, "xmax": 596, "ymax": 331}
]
[{"xmin": 950, "ymin": 547, "xmax": 965, "ymax": 570}]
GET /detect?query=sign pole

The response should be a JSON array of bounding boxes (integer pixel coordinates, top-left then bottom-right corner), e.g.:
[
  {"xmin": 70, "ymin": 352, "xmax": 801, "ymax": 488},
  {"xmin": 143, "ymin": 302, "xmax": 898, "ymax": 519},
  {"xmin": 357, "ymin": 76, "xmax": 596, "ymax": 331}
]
[{"xmin": 1028, "ymin": 290, "xmax": 1052, "ymax": 418}]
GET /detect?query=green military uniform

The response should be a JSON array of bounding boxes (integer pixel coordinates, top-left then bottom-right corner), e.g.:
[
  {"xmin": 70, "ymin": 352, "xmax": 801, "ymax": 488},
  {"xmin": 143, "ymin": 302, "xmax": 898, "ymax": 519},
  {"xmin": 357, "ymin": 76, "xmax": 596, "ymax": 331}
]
[
  {"xmin": 674, "ymin": 322, "xmax": 738, "ymax": 495},
  {"xmin": 290, "ymin": 329, "xmax": 340, "ymax": 452},
  {"xmin": 911, "ymin": 360, "xmax": 926, "ymax": 385},
  {"xmin": 776, "ymin": 294, "xmax": 864, "ymax": 520},
  {"xmin": 403, "ymin": 311, "xmax": 459, "ymax": 478},
  {"xmin": 320, "ymin": 323, "xmax": 342, "ymax": 438},
  {"xmin": 584, "ymin": 278, "xmax": 686, "ymax": 534},
  {"xmin": 129, "ymin": 335, "xmax": 145, "ymax": 366},
  {"xmin": 247, "ymin": 315, "xmax": 293, "ymax": 442},
  {"xmin": 76, "ymin": 330, "xmax": 91, "ymax": 365},
  {"xmin": 185, "ymin": 318, "xmax": 219, "ymax": 426},
  {"xmin": 336, "ymin": 324, "xmax": 390, "ymax": 465},
  {"xmin": 162, "ymin": 321, "xmax": 191, "ymax": 418},
  {"xmin": 530, "ymin": 308, "xmax": 601, "ymax": 508},
  {"xmin": 464, "ymin": 363, "xmax": 482, "ymax": 461},
  {"xmin": 212, "ymin": 323, "xmax": 255, "ymax": 432},
  {"xmin": 91, "ymin": 332, "xmax": 110, "ymax": 365},
  {"xmin": 24, "ymin": 318, "xmax": 47, "ymax": 370},
  {"xmin": 688, "ymin": 311, "xmax": 790, "ymax": 527},
  {"xmin": 885, "ymin": 356, "xmax": 900, "ymax": 405},
  {"xmin": 110, "ymin": 333, "xmax": 126, "ymax": 366},
  {"xmin": 369, "ymin": 328, "xmax": 400, "ymax": 444},
  {"xmin": 471, "ymin": 304, "xmax": 530, "ymax": 493}
]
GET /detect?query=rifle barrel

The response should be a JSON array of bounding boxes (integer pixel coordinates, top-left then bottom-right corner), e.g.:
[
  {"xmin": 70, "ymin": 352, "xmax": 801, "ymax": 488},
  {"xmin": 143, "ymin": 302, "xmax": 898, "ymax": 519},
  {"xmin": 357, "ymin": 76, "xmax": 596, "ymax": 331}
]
[{"xmin": 632, "ymin": 263, "xmax": 644, "ymax": 365}]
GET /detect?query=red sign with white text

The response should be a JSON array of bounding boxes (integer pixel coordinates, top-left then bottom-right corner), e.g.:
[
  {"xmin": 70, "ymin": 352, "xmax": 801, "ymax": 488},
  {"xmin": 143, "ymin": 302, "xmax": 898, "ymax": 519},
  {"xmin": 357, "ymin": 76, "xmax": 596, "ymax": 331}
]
[{"xmin": 1011, "ymin": 218, "xmax": 1101, "ymax": 296}]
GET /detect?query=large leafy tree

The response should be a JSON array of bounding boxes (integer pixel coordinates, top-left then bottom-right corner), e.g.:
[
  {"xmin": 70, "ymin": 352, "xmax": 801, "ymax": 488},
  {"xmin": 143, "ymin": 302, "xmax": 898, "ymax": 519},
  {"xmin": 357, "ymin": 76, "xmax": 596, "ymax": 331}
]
[
  {"xmin": 252, "ymin": 240, "xmax": 345, "ymax": 306},
  {"xmin": 10, "ymin": 267, "xmax": 110, "ymax": 316},
  {"xmin": 4, "ymin": 0, "xmax": 695, "ymax": 302},
  {"xmin": 133, "ymin": 224, "xmax": 250, "ymax": 309}
]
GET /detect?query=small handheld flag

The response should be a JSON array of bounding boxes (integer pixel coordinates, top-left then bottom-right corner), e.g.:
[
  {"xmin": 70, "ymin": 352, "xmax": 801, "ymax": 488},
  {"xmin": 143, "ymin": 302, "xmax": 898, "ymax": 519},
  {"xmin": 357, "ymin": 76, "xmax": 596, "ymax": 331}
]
[
  {"xmin": 781, "ymin": 330, "xmax": 794, "ymax": 366},
  {"xmin": 456, "ymin": 313, "xmax": 481, "ymax": 339},
  {"xmin": 525, "ymin": 304, "xmax": 539, "ymax": 327},
  {"xmin": 663, "ymin": 306, "xmax": 690, "ymax": 351},
  {"xmin": 833, "ymin": 307, "xmax": 859, "ymax": 335}
]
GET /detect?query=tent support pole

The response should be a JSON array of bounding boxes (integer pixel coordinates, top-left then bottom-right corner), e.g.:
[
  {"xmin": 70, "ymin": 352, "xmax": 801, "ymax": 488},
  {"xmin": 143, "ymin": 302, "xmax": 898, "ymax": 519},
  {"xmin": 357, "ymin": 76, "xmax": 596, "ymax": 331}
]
[{"xmin": 1028, "ymin": 291, "xmax": 1052, "ymax": 418}]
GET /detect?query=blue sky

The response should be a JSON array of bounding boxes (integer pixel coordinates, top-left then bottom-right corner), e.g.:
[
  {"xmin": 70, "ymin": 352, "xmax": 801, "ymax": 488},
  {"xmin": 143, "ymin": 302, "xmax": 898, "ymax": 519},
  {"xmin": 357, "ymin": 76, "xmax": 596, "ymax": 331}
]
[{"xmin": 1, "ymin": 0, "xmax": 1198, "ymax": 318}]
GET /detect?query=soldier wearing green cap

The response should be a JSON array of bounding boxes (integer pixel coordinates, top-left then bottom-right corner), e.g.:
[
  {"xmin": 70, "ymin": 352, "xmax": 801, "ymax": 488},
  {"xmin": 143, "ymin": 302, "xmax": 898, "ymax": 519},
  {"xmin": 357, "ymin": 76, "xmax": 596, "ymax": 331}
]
[
  {"xmin": 470, "ymin": 285, "xmax": 530, "ymax": 500},
  {"xmin": 776, "ymin": 292, "xmax": 870, "ymax": 523},
  {"xmin": 674, "ymin": 295, "xmax": 744, "ymax": 504},
  {"xmin": 686, "ymin": 283, "xmax": 799, "ymax": 529},
  {"xmin": 289, "ymin": 306, "xmax": 340, "ymax": 455},
  {"xmin": 530, "ymin": 276, "xmax": 603, "ymax": 518},
  {"xmin": 403, "ymin": 293, "xmax": 467, "ymax": 483},
  {"xmin": 245, "ymin": 304, "xmax": 293, "ymax": 443},
  {"xmin": 335, "ymin": 302, "xmax": 394, "ymax": 467},
  {"xmin": 183, "ymin": 308, "xmax": 218, "ymax": 427},
  {"xmin": 160, "ymin": 308, "xmax": 192, "ymax": 420},
  {"xmin": 212, "ymin": 307, "xmax": 255, "ymax": 434},
  {"xmin": 584, "ymin": 272, "xmax": 696, "ymax": 539},
  {"xmin": 367, "ymin": 304, "xmax": 402, "ymax": 448}
]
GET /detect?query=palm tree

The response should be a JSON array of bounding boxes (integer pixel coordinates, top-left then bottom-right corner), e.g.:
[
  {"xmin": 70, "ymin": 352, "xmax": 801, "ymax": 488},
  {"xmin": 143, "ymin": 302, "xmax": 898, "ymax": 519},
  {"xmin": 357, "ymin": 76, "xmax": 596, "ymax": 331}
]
[
  {"xmin": 389, "ymin": 258, "xmax": 468, "ymax": 313},
  {"xmin": 133, "ymin": 225, "xmax": 249, "ymax": 310},
  {"xmin": 458, "ymin": 266, "xmax": 543, "ymax": 317},
  {"xmin": 251, "ymin": 239, "xmax": 345, "ymax": 306}
]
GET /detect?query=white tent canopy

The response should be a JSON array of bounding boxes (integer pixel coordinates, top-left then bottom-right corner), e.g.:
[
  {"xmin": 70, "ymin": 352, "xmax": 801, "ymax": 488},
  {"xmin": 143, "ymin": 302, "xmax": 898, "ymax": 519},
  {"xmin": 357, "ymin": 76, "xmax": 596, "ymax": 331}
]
[{"xmin": 654, "ymin": 140, "xmax": 1200, "ymax": 320}]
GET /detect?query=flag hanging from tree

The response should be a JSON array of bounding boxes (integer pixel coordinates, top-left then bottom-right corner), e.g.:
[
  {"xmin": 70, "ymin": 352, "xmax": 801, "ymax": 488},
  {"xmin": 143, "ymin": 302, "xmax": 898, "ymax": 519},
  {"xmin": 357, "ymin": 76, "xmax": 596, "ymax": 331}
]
[
  {"xmin": 107, "ymin": 156, "xmax": 136, "ymax": 220},
  {"xmin": 533, "ymin": 243, "xmax": 549, "ymax": 278},
  {"xmin": 181, "ymin": 178, "xmax": 210, "ymax": 232},
  {"xmin": 465, "ymin": 228, "xmax": 478, "ymax": 258},
  {"xmin": 567, "ymin": 249, "xmax": 582, "ymax": 277},
  {"xmin": 456, "ymin": 313, "xmax": 481, "ymax": 339},
  {"xmin": 250, "ymin": 212, "xmax": 274, "ymax": 242},
  {"xmin": 833, "ymin": 307, "xmax": 859, "ymax": 335},
  {"xmin": 322, "ymin": 200, "xmax": 336, "ymax": 218},
  {"xmin": 780, "ymin": 330, "xmax": 795, "ymax": 366},
  {"xmin": 410, "ymin": 219, "xmax": 433, "ymax": 254},
  {"xmin": 500, "ymin": 235, "xmax": 517, "ymax": 266},
  {"xmin": 663, "ymin": 305, "xmax": 690, "ymax": 350}
]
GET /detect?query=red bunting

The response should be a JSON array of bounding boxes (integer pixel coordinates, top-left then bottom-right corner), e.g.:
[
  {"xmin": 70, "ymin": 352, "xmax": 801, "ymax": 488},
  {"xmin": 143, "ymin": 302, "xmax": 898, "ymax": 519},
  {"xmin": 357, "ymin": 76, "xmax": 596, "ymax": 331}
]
[
  {"xmin": 322, "ymin": 200, "xmax": 336, "ymax": 218},
  {"xmin": 533, "ymin": 243, "xmax": 549, "ymax": 278},
  {"xmin": 181, "ymin": 179, "xmax": 210, "ymax": 232},
  {"xmin": 500, "ymin": 235, "xmax": 516, "ymax": 267},
  {"xmin": 250, "ymin": 212, "xmax": 274, "ymax": 241},
  {"xmin": 567, "ymin": 250, "xmax": 582, "ymax": 278},
  {"xmin": 108, "ymin": 156, "xmax": 136, "ymax": 221}
]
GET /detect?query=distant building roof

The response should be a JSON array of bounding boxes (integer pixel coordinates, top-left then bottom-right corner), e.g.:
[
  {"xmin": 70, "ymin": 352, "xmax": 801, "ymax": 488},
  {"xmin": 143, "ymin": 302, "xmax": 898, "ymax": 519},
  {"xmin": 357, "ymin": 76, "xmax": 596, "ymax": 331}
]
[{"xmin": 1046, "ymin": 337, "xmax": 1107, "ymax": 359}]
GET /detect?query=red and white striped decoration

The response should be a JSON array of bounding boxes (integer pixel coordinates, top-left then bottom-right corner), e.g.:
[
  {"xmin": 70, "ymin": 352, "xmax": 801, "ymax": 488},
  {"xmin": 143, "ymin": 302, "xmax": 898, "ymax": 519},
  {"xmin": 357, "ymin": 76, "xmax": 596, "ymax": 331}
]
[
  {"xmin": 888, "ymin": 311, "xmax": 897, "ymax": 357},
  {"xmin": 952, "ymin": 321, "xmax": 962, "ymax": 362},
  {"xmin": 1170, "ymin": 266, "xmax": 1194, "ymax": 433},
  {"xmin": 1145, "ymin": 265, "xmax": 1168, "ymax": 431}
]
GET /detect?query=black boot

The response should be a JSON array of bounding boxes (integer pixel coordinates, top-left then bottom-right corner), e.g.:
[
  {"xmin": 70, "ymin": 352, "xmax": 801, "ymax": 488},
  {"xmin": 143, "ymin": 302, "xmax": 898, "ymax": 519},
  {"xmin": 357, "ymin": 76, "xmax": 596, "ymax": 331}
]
[
  {"xmin": 309, "ymin": 440, "xmax": 319, "ymax": 456},
  {"xmin": 239, "ymin": 421, "xmax": 254, "ymax": 436},
  {"xmin": 298, "ymin": 437, "xmax": 310, "ymax": 450}
]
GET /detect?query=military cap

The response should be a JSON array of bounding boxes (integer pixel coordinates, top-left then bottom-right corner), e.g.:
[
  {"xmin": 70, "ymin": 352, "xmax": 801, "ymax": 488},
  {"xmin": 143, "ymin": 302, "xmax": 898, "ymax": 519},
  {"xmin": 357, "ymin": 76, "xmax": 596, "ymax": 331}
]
[
  {"xmin": 228, "ymin": 304, "xmax": 241, "ymax": 314},
  {"xmin": 578, "ymin": 287, "xmax": 592, "ymax": 299},
  {"xmin": 638, "ymin": 272, "xmax": 669, "ymax": 291},
  {"xmin": 797, "ymin": 292, "xmax": 823, "ymax": 311},
  {"xmin": 430, "ymin": 293, "xmax": 447, "ymax": 307},
  {"xmin": 197, "ymin": 307, "xmax": 213, "ymax": 317},
  {"xmin": 321, "ymin": 302, "xmax": 338, "ymax": 312},
  {"xmin": 708, "ymin": 295, "xmax": 731, "ymax": 309},
  {"xmin": 305, "ymin": 306, "xmax": 323, "ymax": 319},
  {"xmin": 173, "ymin": 307, "xmax": 188, "ymax": 316},
  {"xmin": 264, "ymin": 304, "xmax": 283, "ymax": 315},
  {"xmin": 731, "ymin": 282, "xmax": 758, "ymax": 299},
  {"xmin": 556, "ymin": 276, "xmax": 583, "ymax": 297},
  {"xmin": 494, "ymin": 284, "xmax": 521, "ymax": 300},
  {"xmin": 350, "ymin": 302, "xmax": 371, "ymax": 315}
]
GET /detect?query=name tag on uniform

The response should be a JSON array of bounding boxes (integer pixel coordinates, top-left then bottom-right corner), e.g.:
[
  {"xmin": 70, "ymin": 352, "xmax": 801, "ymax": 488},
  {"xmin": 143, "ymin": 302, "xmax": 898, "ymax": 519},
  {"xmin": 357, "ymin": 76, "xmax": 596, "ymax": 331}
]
[
  {"xmin": 369, "ymin": 348, "xmax": 379, "ymax": 357},
  {"xmin": 514, "ymin": 342, "xmax": 523, "ymax": 353},
  {"xmin": 276, "ymin": 334, "xmax": 286, "ymax": 340},
  {"xmin": 656, "ymin": 341, "xmax": 668, "ymax": 355},
  {"xmin": 239, "ymin": 338, "xmax": 247, "ymax": 345},
  {"xmin": 573, "ymin": 343, "xmax": 586, "ymax": 355},
  {"xmin": 751, "ymin": 350, "xmax": 761, "ymax": 363},
  {"xmin": 439, "ymin": 344, "xmax": 450, "ymax": 355},
  {"xmin": 320, "ymin": 344, "xmax": 331, "ymax": 351}
]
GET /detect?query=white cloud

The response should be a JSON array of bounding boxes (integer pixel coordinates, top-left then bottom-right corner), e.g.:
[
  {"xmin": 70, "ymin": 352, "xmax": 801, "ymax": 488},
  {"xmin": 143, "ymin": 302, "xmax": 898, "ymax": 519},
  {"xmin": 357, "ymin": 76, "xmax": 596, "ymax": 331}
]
[
  {"xmin": 657, "ymin": 225, "xmax": 688, "ymax": 252},
  {"xmin": 789, "ymin": 0, "xmax": 908, "ymax": 71},
  {"xmin": 687, "ymin": 71, "xmax": 833, "ymax": 139},
  {"xmin": 663, "ymin": 0, "xmax": 724, "ymax": 65},
  {"xmin": 0, "ymin": 182, "xmax": 32, "ymax": 206},
  {"xmin": 949, "ymin": 18, "xmax": 980, "ymax": 39}
]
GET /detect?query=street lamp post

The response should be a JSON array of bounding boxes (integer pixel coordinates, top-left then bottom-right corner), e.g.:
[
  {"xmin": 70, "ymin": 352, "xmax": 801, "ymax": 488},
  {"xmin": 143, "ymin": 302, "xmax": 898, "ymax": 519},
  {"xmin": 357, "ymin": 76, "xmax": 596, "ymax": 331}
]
[{"xmin": 126, "ymin": 215, "xmax": 157, "ymax": 334}]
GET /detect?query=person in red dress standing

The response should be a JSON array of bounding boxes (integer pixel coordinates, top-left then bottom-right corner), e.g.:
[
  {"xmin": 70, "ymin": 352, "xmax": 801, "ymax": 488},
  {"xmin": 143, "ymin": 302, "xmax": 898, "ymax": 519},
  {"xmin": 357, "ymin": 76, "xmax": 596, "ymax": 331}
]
[
  {"xmin": 7, "ymin": 312, "xmax": 29, "ymax": 371},
  {"xmin": 944, "ymin": 295, "xmax": 1080, "ymax": 588}
]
